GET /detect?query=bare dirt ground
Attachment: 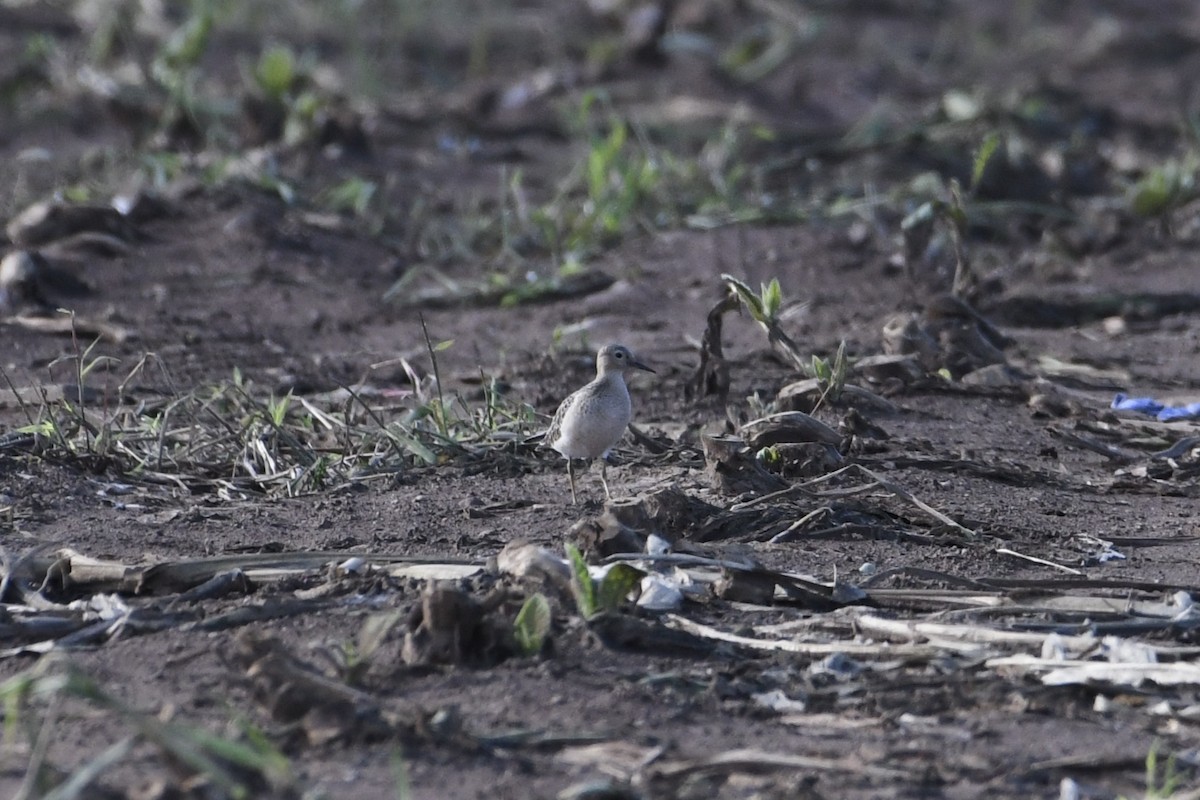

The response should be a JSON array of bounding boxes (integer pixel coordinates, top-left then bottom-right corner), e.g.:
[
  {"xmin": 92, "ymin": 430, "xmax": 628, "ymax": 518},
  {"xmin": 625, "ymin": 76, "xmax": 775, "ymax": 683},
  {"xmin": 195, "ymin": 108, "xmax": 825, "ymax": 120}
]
[{"xmin": 4, "ymin": 1, "xmax": 1200, "ymax": 798}]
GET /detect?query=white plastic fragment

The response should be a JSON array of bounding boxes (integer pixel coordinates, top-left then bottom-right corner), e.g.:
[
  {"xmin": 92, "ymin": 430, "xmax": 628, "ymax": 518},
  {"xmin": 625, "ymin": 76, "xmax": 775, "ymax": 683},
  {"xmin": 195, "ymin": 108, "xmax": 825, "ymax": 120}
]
[
  {"xmin": 646, "ymin": 532, "xmax": 671, "ymax": 556},
  {"xmin": 71, "ymin": 593, "xmax": 130, "ymax": 621},
  {"xmin": 1171, "ymin": 591, "xmax": 1196, "ymax": 619},
  {"xmin": 1059, "ymin": 778, "xmax": 1080, "ymax": 800},
  {"xmin": 112, "ymin": 194, "xmax": 136, "ymax": 215},
  {"xmin": 809, "ymin": 652, "xmax": 864, "ymax": 680},
  {"xmin": 1149, "ymin": 699, "xmax": 1173, "ymax": 716},
  {"xmin": 751, "ymin": 689, "xmax": 807, "ymax": 713},
  {"xmin": 1041, "ymin": 633, "xmax": 1068, "ymax": 661},
  {"xmin": 1101, "ymin": 635, "xmax": 1157, "ymax": 664},
  {"xmin": 339, "ymin": 556, "xmax": 367, "ymax": 574},
  {"xmin": 637, "ymin": 574, "xmax": 683, "ymax": 611}
]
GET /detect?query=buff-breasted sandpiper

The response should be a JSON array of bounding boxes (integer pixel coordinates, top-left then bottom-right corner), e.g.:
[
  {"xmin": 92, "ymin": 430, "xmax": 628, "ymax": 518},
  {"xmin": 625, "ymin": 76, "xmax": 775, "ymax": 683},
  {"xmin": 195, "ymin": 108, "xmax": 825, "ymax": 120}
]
[{"xmin": 542, "ymin": 343, "xmax": 655, "ymax": 504}]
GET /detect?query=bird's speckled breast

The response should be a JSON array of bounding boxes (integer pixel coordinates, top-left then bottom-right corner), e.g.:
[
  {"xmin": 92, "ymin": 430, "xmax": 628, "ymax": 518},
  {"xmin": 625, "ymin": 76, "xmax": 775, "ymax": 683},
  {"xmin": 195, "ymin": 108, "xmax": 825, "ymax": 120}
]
[{"xmin": 550, "ymin": 376, "xmax": 632, "ymax": 459}]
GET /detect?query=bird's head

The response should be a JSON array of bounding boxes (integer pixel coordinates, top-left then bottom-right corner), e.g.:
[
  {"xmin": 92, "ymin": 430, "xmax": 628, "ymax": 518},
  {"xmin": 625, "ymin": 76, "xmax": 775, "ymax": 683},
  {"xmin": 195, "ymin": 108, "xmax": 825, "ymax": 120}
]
[{"xmin": 597, "ymin": 344, "xmax": 655, "ymax": 376}]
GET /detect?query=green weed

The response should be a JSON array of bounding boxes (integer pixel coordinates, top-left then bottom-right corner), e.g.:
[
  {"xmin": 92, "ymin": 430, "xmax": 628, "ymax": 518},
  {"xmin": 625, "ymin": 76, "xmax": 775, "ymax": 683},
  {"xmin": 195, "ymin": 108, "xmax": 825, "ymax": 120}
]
[
  {"xmin": 810, "ymin": 340, "xmax": 848, "ymax": 410},
  {"xmin": 2, "ymin": 657, "xmax": 293, "ymax": 800},
  {"xmin": 1136, "ymin": 742, "xmax": 1185, "ymax": 800},
  {"xmin": 513, "ymin": 593, "xmax": 552, "ymax": 656},
  {"xmin": 253, "ymin": 44, "xmax": 298, "ymax": 102},
  {"xmin": 387, "ymin": 98, "xmax": 778, "ymax": 306},
  {"xmin": 722, "ymin": 274, "xmax": 809, "ymax": 375},
  {"xmin": 1109, "ymin": 742, "xmax": 1192, "ymax": 800},
  {"xmin": 725, "ymin": 276, "xmax": 783, "ymax": 326},
  {"xmin": 390, "ymin": 749, "xmax": 413, "ymax": 800},
  {"xmin": 1127, "ymin": 157, "xmax": 1199, "ymax": 234},
  {"xmin": 564, "ymin": 543, "xmax": 641, "ymax": 620},
  {"xmin": 326, "ymin": 610, "xmax": 408, "ymax": 687},
  {"xmin": 898, "ymin": 175, "xmax": 972, "ymax": 295},
  {"xmin": 323, "ymin": 176, "xmax": 378, "ymax": 217},
  {"xmin": 970, "ymin": 131, "xmax": 1001, "ymax": 192},
  {"xmin": 6, "ymin": 346, "xmax": 538, "ymax": 499}
]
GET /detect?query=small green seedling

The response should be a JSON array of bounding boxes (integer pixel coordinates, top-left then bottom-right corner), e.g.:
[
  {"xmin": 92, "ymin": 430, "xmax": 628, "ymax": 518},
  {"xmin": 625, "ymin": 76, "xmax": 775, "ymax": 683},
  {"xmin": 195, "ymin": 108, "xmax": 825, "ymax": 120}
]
[
  {"xmin": 899, "ymin": 177, "xmax": 972, "ymax": 294},
  {"xmin": 811, "ymin": 339, "xmax": 848, "ymax": 410},
  {"xmin": 722, "ymin": 274, "xmax": 824, "ymax": 377},
  {"xmin": 328, "ymin": 609, "xmax": 406, "ymax": 686},
  {"xmin": 324, "ymin": 177, "xmax": 378, "ymax": 217},
  {"xmin": 565, "ymin": 543, "xmax": 641, "ymax": 619},
  {"xmin": 1, "ymin": 660, "xmax": 293, "ymax": 798},
  {"xmin": 254, "ymin": 44, "xmax": 297, "ymax": 101},
  {"xmin": 154, "ymin": 0, "xmax": 213, "ymax": 75},
  {"xmin": 513, "ymin": 593, "xmax": 551, "ymax": 656},
  {"xmin": 970, "ymin": 131, "xmax": 1001, "ymax": 194},
  {"xmin": 266, "ymin": 392, "xmax": 292, "ymax": 427},
  {"xmin": 1128, "ymin": 158, "xmax": 1198, "ymax": 234},
  {"xmin": 1127, "ymin": 742, "xmax": 1184, "ymax": 800},
  {"xmin": 755, "ymin": 445, "xmax": 781, "ymax": 467},
  {"xmin": 390, "ymin": 748, "xmax": 413, "ymax": 800},
  {"xmin": 723, "ymin": 275, "xmax": 781, "ymax": 326}
]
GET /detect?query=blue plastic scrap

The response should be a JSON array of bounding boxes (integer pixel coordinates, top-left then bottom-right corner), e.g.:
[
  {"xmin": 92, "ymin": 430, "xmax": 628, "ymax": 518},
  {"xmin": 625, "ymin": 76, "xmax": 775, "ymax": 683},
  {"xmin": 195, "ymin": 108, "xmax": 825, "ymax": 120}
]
[{"xmin": 1111, "ymin": 393, "xmax": 1200, "ymax": 422}]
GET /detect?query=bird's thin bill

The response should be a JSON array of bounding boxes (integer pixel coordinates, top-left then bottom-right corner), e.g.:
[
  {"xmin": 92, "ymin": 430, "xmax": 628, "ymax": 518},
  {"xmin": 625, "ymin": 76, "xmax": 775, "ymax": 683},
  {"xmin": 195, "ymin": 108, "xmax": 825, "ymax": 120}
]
[{"xmin": 631, "ymin": 359, "xmax": 655, "ymax": 373}]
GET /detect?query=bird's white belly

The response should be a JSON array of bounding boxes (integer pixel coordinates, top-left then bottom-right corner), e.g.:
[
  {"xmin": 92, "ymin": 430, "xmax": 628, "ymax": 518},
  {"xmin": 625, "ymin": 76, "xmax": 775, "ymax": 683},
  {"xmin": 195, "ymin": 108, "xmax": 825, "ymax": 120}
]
[{"xmin": 552, "ymin": 397, "xmax": 631, "ymax": 459}]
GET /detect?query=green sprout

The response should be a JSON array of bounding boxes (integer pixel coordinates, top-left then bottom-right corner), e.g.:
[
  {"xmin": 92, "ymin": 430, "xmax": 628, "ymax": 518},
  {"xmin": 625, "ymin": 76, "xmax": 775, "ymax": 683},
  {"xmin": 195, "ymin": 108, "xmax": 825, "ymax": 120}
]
[
  {"xmin": 1127, "ymin": 158, "xmax": 1199, "ymax": 234},
  {"xmin": 1, "ymin": 659, "xmax": 293, "ymax": 799},
  {"xmin": 1142, "ymin": 742, "xmax": 1183, "ymax": 800},
  {"xmin": 513, "ymin": 593, "xmax": 551, "ymax": 656},
  {"xmin": 755, "ymin": 445, "xmax": 781, "ymax": 467},
  {"xmin": 564, "ymin": 543, "xmax": 641, "ymax": 619},
  {"xmin": 970, "ymin": 131, "xmax": 1001, "ymax": 193},
  {"xmin": 254, "ymin": 44, "xmax": 297, "ymax": 102},
  {"xmin": 810, "ymin": 340, "xmax": 848, "ymax": 409},
  {"xmin": 154, "ymin": 0, "xmax": 213, "ymax": 75},
  {"xmin": 722, "ymin": 274, "xmax": 809, "ymax": 374},
  {"xmin": 723, "ymin": 275, "xmax": 782, "ymax": 326},
  {"xmin": 324, "ymin": 177, "xmax": 378, "ymax": 217},
  {"xmin": 265, "ymin": 393, "xmax": 292, "ymax": 428}
]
